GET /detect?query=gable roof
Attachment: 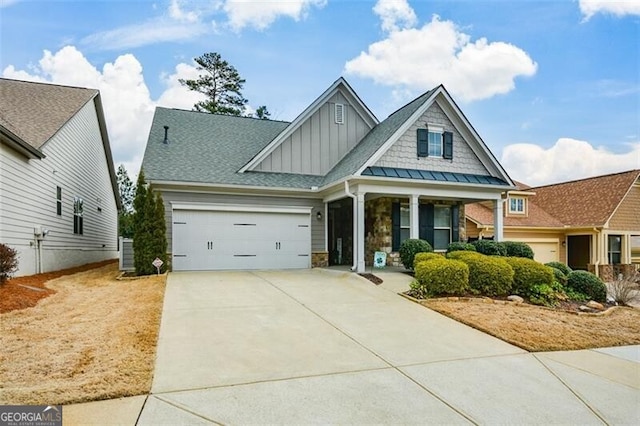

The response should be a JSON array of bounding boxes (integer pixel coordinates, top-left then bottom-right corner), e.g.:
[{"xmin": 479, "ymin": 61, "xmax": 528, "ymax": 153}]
[
  {"xmin": 142, "ymin": 107, "xmax": 324, "ymax": 189},
  {"xmin": 466, "ymin": 169, "xmax": 640, "ymax": 229},
  {"xmin": 0, "ymin": 78, "xmax": 97, "ymax": 156},
  {"xmin": 240, "ymin": 77, "xmax": 378, "ymax": 173}
]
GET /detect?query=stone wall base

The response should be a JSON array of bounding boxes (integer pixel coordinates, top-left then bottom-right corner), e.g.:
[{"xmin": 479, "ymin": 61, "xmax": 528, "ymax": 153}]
[
  {"xmin": 312, "ymin": 251, "xmax": 329, "ymax": 268},
  {"xmin": 588, "ymin": 264, "xmax": 639, "ymax": 282}
]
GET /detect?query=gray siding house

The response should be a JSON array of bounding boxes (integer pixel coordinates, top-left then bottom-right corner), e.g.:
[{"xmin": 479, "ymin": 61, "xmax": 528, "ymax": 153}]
[
  {"xmin": 142, "ymin": 78, "xmax": 513, "ymax": 272},
  {"xmin": 0, "ymin": 79, "xmax": 120, "ymax": 276}
]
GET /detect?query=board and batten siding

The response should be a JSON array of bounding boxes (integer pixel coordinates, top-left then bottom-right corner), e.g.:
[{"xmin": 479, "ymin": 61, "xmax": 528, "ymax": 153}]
[
  {"xmin": 0, "ymin": 100, "xmax": 118, "ymax": 276},
  {"xmin": 254, "ymin": 92, "xmax": 372, "ymax": 175},
  {"xmin": 374, "ymin": 102, "xmax": 489, "ymax": 175},
  {"xmin": 157, "ymin": 190, "xmax": 325, "ymax": 256}
]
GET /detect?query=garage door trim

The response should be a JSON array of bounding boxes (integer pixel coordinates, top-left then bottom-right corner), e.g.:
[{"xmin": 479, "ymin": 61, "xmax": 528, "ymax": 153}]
[{"xmin": 171, "ymin": 202, "xmax": 312, "ymax": 215}]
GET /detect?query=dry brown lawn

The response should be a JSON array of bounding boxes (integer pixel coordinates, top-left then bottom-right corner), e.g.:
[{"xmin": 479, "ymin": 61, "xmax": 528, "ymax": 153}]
[
  {"xmin": 424, "ymin": 298, "xmax": 640, "ymax": 352},
  {"xmin": 0, "ymin": 263, "xmax": 166, "ymax": 405}
]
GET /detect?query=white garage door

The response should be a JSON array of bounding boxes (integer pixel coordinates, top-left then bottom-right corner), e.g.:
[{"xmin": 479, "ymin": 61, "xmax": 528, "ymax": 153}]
[
  {"xmin": 172, "ymin": 207, "xmax": 311, "ymax": 271},
  {"xmin": 527, "ymin": 241, "xmax": 560, "ymax": 264}
]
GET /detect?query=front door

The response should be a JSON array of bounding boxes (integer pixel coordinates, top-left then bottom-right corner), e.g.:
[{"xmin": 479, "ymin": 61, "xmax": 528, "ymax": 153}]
[
  {"xmin": 567, "ymin": 235, "xmax": 591, "ymax": 270},
  {"xmin": 328, "ymin": 198, "xmax": 353, "ymax": 266}
]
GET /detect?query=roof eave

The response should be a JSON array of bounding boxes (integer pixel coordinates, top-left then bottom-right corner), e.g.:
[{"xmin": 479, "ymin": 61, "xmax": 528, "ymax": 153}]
[
  {"xmin": 0, "ymin": 125, "xmax": 45, "ymax": 159},
  {"xmin": 93, "ymin": 94, "xmax": 123, "ymax": 211}
]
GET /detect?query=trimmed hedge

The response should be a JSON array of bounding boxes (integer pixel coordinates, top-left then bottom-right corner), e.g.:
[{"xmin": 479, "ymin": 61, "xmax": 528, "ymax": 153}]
[
  {"xmin": 413, "ymin": 252, "xmax": 444, "ymax": 268},
  {"xmin": 567, "ymin": 270, "xmax": 606, "ymax": 302},
  {"xmin": 545, "ymin": 261, "xmax": 572, "ymax": 277},
  {"xmin": 446, "ymin": 250, "xmax": 484, "ymax": 261},
  {"xmin": 502, "ymin": 241, "xmax": 535, "ymax": 259},
  {"xmin": 454, "ymin": 252, "xmax": 514, "ymax": 296},
  {"xmin": 503, "ymin": 257, "xmax": 554, "ymax": 297},
  {"xmin": 413, "ymin": 258, "xmax": 469, "ymax": 297},
  {"xmin": 550, "ymin": 267, "xmax": 568, "ymax": 285},
  {"xmin": 446, "ymin": 242, "xmax": 476, "ymax": 253},
  {"xmin": 399, "ymin": 239, "xmax": 433, "ymax": 270},
  {"xmin": 471, "ymin": 240, "xmax": 508, "ymax": 256}
]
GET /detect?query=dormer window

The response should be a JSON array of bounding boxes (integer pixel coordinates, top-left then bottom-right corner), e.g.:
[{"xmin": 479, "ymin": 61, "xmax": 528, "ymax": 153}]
[{"xmin": 509, "ymin": 197, "xmax": 525, "ymax": 214}]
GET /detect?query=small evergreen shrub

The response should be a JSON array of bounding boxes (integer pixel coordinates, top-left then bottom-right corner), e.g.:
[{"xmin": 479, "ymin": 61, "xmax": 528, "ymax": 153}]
[
  {"xmin": 503, "ymin": 257, "xmax": 554, "ymax": 297},
  {"xmin": 446, "ymin": 250, "xmax": 484, "ymax": 261},
  {"xmin": 0, "ymin": 243, "xmax": 18, "ymax": 284},
  {"xmin": 545, "ymin": 261, "xmax": 572, "ymax": 277},
  {"xmin": 471, "ymin": 239, "xmax": 508, "ymax": 256},
  {"xmin": 399, "ymin": 239, "xmax": 433, "ymax": 270},
  {"xmin": 413, "ymin": 252, "xmax": 444, "ymax": 268},
  {"xmin": 502, "ymin": 241, "xmax": 535, "ymax": 259},
  {"xmin": 446, "ymin": 242, "xmax": 476, "ymax": 253},
  {"xmin": 550, "ymin": 267, "xmax": 568, "ymax": 285},
  {"xmin": 528, "ymin": 282, "xmax": 565, "ymax": 307},
  {"xmin": 455, "ymin": 253, "xmax": 514, "ymax": 296},
  {"xmin": 566, "ymin": 270, "xmax": 606, "ymax": 302},
  {"xmin": 413, "ymin": 258, "xmax": 469, "ymax": 297}
]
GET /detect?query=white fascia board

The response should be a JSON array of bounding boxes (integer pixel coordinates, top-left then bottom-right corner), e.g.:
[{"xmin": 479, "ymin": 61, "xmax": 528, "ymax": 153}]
[
  {"xmin": 354, "ymin": 182, "xmax": 503, "ymax": 201},
  {"xmin": 171, "ymin": 202, "xmax": 312, "ymax": 215},
  {"xmin": 148, "ymin": 179, "xmax": 321, "ymax": 196},
  {"xmin": 239, "ymin": 77, "xmax": 379, "ymax": 173},
  {"xmin": 354, "ymin": 88, "xmax": 440, "ymax": 176}
]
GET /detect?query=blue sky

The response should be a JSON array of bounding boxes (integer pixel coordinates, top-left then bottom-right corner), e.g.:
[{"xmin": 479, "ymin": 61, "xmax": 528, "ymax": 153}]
[{"xmin": 1, "ymin": 0, "xmax": 638, "ymax": 185}]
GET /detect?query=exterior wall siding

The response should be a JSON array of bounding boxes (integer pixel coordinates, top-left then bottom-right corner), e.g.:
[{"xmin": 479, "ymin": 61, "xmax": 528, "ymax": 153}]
[
  {"xmin": 374, "ymin": 102, "xmax": 488, "ymax": 175},
  {"xmin": 608, "ymin": 184, "xmax": 640, "ymax": 231},
  {"xmin": 0, "ymin": 100, "xmax": 119, "ymax": 276},
  {"xmin": 255, "ymin": 91, "xmax": 372, "ymax": 175},
  {"xmin": 156, "ymin": 190, "xmax": 326, "ymax": 259}
]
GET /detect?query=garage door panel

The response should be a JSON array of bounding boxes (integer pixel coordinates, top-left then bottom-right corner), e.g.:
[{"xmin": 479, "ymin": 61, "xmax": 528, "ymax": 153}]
[{"xmin": 172, "ymin": 208, "xmax": 311, "ymax": 271}]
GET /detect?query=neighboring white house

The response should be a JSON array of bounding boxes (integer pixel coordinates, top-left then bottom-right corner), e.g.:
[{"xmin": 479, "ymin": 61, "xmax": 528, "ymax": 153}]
[
  {"xmin": 0, "ymin": 78, "xmax": 120, "ymax": 276},
  {"xmin": 141, "ymin": 77, "xmax": 514, "ymax": 273}
]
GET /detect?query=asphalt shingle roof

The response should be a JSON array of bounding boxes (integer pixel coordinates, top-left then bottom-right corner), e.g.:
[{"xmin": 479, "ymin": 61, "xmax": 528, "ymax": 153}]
[
  {"xmin": 142, "ymin": 108, "xmax": 325, "ymax": 189},
  {"xmin": 0, "ymin": 78, "xmax": 97, "ymax": 150}
]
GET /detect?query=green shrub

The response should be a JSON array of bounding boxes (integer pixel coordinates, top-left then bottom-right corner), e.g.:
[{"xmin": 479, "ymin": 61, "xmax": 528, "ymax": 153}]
[
  {"xmin": 413, "ymin": 252, "xmax": 444, "ymax": 268},
  {"xmin": 413, "ymin": 258, "xmax": 469, "ymax": 297},
  {"xmin": 446, "ymin": 250, "xmax": 484, "ymax": 261},
  {"xmin": 399, "ymin": 239, "xmax": 433, "ymax": 270},
  {"xmin": 566, "ymin": 270, "xmax": 606, "ymax": 302},
  {"xmin": 529, "ymin": 282, "xmax": 565, "ymax": 307},
  {"xmin": 454, "ymin": 253, "xmax": 514, "ymax": 296},
  {"xmin": 471, "ymin": 239, "xmax": 507, "ymax": 256},
  {"xmin": 550, "ymin": 267, "xmax": 568, "ymax": 285},
  {"xmin": 545, "ymin": 261, "xmax": 572, "ymax": 277},
  {"xmin": 0, "ymin": 243, "xmax": 18, "ymax": 284},
  {"xmin": 446, "ymin": 242, "xmax": 476, "ymax": 253},
  {"xmin": 133, "ymin": 170, "xmax": 168, "ymax": 275},
  {"xmin": 503, "ymin": 257, "xmax": 554, "ymax": 297},
  {"xmin": 502, "ymin": 241, "xmax": 535, "ymax": 259}
]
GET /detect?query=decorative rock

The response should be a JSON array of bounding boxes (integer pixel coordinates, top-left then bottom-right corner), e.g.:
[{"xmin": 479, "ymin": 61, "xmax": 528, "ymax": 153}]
[
  {"xmin": 586, "ymin": 300, "xmax": 605, "ymax": 310},
  {"xmin": 507, "ymin": 295, "xmax": 524, "ymax": 304},
  {"xmin": 579, "ymin": 305, "xmax": 591, "ymax": 312}
]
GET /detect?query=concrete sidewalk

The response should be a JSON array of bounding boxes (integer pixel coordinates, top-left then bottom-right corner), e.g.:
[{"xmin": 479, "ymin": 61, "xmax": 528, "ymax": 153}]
[{"xmin": 64, "ymin": 269, "xmax": 640, "ymax": 425}]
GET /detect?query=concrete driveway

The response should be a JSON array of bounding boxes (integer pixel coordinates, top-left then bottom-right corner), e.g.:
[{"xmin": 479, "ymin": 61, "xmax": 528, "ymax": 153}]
[{"xmin": 133, "ymin": 269, "xmax": 639, "ymax": 424}]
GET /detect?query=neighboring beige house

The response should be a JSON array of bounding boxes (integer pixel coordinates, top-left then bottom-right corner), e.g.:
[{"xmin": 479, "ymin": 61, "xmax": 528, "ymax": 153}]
[
  {"xmin": 466, "ymin": 170, "xmax": 640, "ymax": 279},
  {"xmin": 141, "ymin": 77, "xmax": 515, "ymax": 272},
  {"xmin": 0, "ymin": 78, "xmax": 120, "ymax": 276}
]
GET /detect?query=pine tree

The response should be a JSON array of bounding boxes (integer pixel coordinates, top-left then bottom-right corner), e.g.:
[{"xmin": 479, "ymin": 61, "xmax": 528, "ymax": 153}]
[
  {"xmin": 116, "ymin": 165, "xmax": 136, "ymax": 238},
  {"xmin": 132, "ymin": 170, "xmax": 167, "ymax": 275}
]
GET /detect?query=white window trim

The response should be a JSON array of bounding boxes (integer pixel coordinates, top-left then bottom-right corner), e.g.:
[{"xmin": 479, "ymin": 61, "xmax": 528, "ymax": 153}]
[
  {"xmin": 508, "ymin": 196, "xmax": 525, "ymax": 214},
  {"xmin": 433, "ymin": 205, "xmax": 451, "ymax": 251},
  {"xmin": 427, "ymin": 124, "xmax": 444, "ymax": 157}
]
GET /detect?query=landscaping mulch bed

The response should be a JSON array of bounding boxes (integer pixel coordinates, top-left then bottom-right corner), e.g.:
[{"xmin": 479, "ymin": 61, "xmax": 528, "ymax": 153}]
[{"xmin": 0, "ymin": 259, "xmax": 116, "ymax": 313}]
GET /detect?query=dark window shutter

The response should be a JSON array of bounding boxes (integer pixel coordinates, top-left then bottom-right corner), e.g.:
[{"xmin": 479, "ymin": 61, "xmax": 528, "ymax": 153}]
[
  {"xmin": 392, "ymin": 202, "xmax": 401, "ymax": 251},
  {"xmin": 443, "ymin": 131, "xmax": 453, "ymax": 159},
  {"xmin": 417, "ymin": 128, "xmax": 428, "ymax": 157},
  {"xmin": 419, "ymin": 204, "xmax": 434, "ymax": 247},
  {"xmin": 451, "ymin": 204, "xmax": 460, "ymax": 242}
]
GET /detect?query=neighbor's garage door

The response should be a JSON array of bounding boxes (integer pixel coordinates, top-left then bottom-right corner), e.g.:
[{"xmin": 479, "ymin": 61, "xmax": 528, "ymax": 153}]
[{"xmin": 172, "ymin": 208, "xmax": 311, "ymax": 271}]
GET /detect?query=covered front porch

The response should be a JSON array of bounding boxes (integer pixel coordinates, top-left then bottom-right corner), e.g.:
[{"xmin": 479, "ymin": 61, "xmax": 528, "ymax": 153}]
[{"xmin": 323, "ymin": 179, "xmax": 506, "ymax": 273}]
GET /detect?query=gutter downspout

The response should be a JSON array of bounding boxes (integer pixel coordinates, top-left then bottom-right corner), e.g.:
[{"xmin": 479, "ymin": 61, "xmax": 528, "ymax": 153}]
[
  {"xmin": 593, "ymin": 227, "xmax": 600, "ymax": 278},
  {"xmin": 344, "ymin": 181, "xmax": 358, "ymax": 271}
]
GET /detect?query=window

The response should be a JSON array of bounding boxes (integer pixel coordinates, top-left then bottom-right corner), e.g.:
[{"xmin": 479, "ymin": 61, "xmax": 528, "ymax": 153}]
[
  {"xmin": 56, "ymin": 186, "xmax": 62, "ymax": 216},
  {"xmin": 335, "ymin": 103, "xmax": 344, "ymax": 124},
  {"xmin": 400, "ymin": 203, "xmax": 410, "ymax": 245},
  {"xmin": 509, "ymin": 197, "xmax": 525, "ymax": 214},
  {"xmin": 73, "ymin": 197, "xmax": 83, "ymax": 235},
  {"xmin": 428, "ymin": 131, "xmax": 443, "ymax": 157},
  {"xmin": 608, "ymin": 235, "xmax": 622, "ymax": 264},
  {"xmin": 433, "ymin": 206, "xmax": 451, "ymax": 250}
]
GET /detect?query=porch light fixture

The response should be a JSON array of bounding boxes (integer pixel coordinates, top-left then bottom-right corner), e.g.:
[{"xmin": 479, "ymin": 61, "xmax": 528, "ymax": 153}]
[
  {"xmin": 316, "ymin": 211, "xmax": 323, "ymax": 221},
  {"xmin": 562, "ymin": 241, "xmax": 566, "ymax": 247}
]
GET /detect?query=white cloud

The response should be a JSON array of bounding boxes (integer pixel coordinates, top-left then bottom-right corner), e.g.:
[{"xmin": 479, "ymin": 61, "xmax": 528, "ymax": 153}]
[
  {"xmin": 2, "ymin": 46, "xmax": 202, "ymax": 175},
  {"xmin": 0, "ymin": 0, "xmax": 20, "ymax": 7},
  {"xmin": 501, "ymin": 138, "xmax": 640, "ymax": 186},
  {"xmin": 373, "ymin": 0, "xmax": 417, "ymax": 33},
  {"xmin": 168, "ymin": 0, "xmax": 200, "ymax": 23},
  {"xmin": 224, "ymin": 0, "xmax": 326, "ymax": 31},
  {"xmin": 344, "ymin": 14, "xmax": 537, "ymax": 102},
  {"xmin": 579, "ymin": 0, "xmax": 640, "ymax": 21}
]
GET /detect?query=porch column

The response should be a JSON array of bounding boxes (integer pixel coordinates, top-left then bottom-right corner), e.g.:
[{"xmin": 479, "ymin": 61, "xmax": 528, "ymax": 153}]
[
  {"xmin": 356, "ymin": 192, "xmax": 366, "ymax": 273},
  {"xmin": 410, "ymin": 194, "xmax": 419, "ymax": 239},
  {"xmin": 493, "ymin": 199, "xmax": 504, "ymax": 241}
]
